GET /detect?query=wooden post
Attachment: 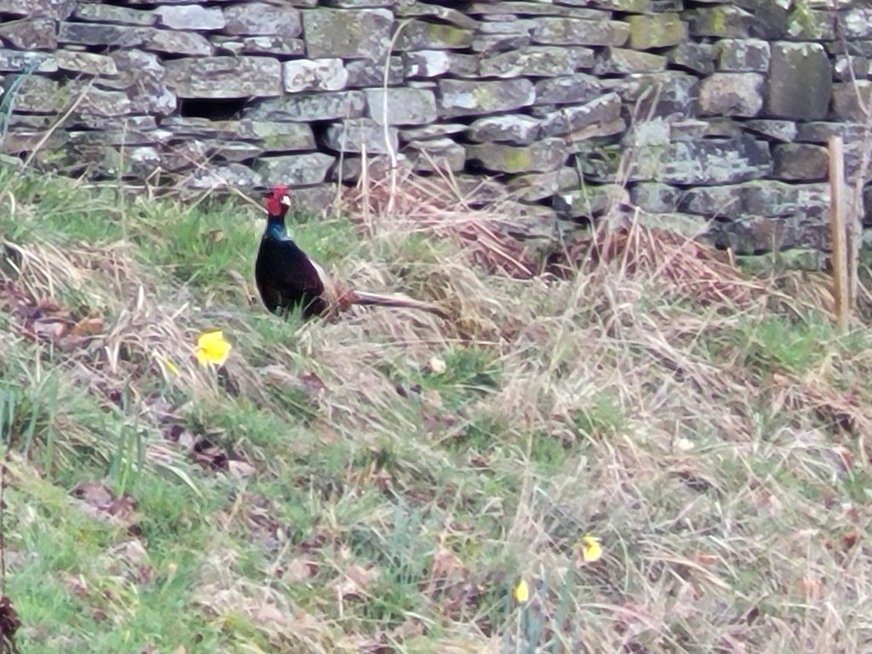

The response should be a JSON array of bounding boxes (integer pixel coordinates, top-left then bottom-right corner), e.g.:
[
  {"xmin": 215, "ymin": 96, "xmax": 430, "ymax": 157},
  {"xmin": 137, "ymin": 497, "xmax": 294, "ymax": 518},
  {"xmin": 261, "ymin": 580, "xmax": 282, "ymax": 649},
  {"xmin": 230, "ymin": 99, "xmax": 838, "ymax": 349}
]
[
  {"xmin": 828, "ymin": 135, "xmax": 850, "ymax": 331},
  {"xmin": 847, "ymin": 179, "xmax": 863, "ymax": 312}
]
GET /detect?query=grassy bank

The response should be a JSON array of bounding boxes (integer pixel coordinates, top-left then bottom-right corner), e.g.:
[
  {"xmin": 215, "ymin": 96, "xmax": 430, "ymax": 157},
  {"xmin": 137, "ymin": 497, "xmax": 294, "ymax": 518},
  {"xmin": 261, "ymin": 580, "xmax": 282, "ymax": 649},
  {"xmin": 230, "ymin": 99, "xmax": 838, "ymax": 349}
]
[{"xmin": 0, "ymin": 166, "xmax": 871, "ymax": 653}]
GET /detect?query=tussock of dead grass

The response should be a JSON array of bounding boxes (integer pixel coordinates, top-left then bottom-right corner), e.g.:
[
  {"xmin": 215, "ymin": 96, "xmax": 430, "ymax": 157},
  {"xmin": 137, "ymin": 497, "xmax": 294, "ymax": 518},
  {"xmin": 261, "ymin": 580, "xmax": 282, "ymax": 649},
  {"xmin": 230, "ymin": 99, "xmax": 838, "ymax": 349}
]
[
  {"xmin": 341, "ymin": 166, "xmax": 551, "ymax": 280},
  {"xmin": 2, "ymin": 171, "xmax": 872, "ymax": 653},
  {"xmin": 341, "ymin": 168, "xmax": 770, "ymax": 317}
]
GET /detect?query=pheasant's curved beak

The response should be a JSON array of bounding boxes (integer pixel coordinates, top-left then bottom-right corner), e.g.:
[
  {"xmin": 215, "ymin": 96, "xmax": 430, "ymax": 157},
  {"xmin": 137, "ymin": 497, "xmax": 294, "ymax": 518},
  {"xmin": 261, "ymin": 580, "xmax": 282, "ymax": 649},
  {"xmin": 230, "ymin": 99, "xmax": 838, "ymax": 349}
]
[{"xmin": 280, "ymin": 194, "xmax": 291, "ymax": 207}]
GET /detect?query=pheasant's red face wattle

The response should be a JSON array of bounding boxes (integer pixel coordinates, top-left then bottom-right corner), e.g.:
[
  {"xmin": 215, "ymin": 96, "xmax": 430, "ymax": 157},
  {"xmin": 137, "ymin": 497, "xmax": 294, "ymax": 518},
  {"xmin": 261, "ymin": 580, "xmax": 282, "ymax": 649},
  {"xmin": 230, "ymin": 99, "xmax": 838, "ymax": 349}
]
[{"xmin": 264, "ymin": 184, "xmax": 290, "ymax": 217}]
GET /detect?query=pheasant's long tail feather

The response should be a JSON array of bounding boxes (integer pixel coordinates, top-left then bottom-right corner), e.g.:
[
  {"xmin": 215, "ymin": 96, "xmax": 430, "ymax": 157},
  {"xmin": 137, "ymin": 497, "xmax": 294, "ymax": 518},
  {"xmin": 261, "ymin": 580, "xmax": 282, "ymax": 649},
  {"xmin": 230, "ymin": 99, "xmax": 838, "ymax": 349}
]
[{"xmin": 345, "ymin": 289, "xmax": 449, "ymax": 319}]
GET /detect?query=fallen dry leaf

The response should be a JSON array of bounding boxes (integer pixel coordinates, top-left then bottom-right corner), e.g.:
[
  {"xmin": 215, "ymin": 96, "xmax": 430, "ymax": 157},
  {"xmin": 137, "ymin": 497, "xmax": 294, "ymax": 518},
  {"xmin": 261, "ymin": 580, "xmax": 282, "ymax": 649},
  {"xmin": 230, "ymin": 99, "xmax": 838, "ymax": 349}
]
[
  {"xmin": 842, "ymin": 530, "xmax": 862, "ymax": 551},
  {"xmin": 108, "ymin": 539, "xmax": 153, "ymax": 585},
  {"xmin": 253, "ymin": 603, "xmax": 286, "ymax": 626},
  {"xmin": 71, "ymin": 315, "xmax": 104, "ymax": 336},
  {"xmin": 394, "ymin": 382, "xmax": 422, "ymax": 399},
  {"xmin": 801, "ymin": 575, "xmax": 822, "ymax": 600},
  {"xmin": 469, "ymin": 453, "xmax": 490, "ymax": 469},
  {"xmin": 60, "ymin": 572, "xmax": 89, "ymax": 599},
  {"xmin": 227, "ymin": 459, "xmax": 257, "ymax": 480},
  {"xmin": 71, "ymin": 481, "xmax": 140, "ymax": 531},
  {"xmin": 261, "ymin": 366, "xmax": 326, "ymax": 402},
  {"xmin": 31, "ymin": 298, "xmax": 64, "ymax": 316},
  {"xmin": 282, "ymin": 557, "xmax": 316, "ymax": 584},
  {"xmin": 192, "ymin": 437, "xmax": 229, "ymax": 471},
  {"xmin": 422, "ymin": 388, "xmax": 443, "ymax": 409},
  {"xmin": 335, "ymin": 564, "xmax": 378, "ymax": 600},
  {"xmin": 243, "ymin": 494, "xmax": 283, "ymax": 540},
  {"xmin": 347, "ymin": 632, "xmax": 390, "ymax": 654},
  {"xmin": 298, "ymin": 370, "xmax": 327, "ymax": 395},
  {"xmin": 177, "ymin": 431, "xmax": 196, "ymax": 451},
  {"xmin": 425, "ymin": 546, "xmax": 465, "ymax": 597},
  {"xmin": 825, "ymin": 446, "xmax": 854, "ymax": 476},
  {"xmin": 72, "ymin": 480, "xmax": 113, "ymax": 508},
  {"xmin": 693, "ymin": 552, "xmax": 719, "ymax": 567},
  {"xmin": 107, "ymin": 494, "xmax": 139, "ymax": 528},
  {"xmin": 111, "ymin": 539, "xmax": 150, "ymax": 566},
  {"xmin": 390, "ymin": 618, "xmax": 426, "ymax": 640},
  {"xmin": 4, "ymin": 287, "xmax": 105, "ymax": 351}
]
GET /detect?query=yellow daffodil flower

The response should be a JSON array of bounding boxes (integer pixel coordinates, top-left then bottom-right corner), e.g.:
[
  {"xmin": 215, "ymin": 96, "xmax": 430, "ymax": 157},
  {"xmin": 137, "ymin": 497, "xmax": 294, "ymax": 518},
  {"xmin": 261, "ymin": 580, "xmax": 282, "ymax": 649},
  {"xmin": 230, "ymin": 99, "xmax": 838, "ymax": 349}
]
[
  {"xmin": 581, "ymin": 534, "xmax": 603, "ymax": 563},
  {"xmin": 194, "ymin": 330, "xmax": 232, "ymax": 367},
  {"xmin": 513, "ymin": 578, "xmax": 529, "ymax": 603}
]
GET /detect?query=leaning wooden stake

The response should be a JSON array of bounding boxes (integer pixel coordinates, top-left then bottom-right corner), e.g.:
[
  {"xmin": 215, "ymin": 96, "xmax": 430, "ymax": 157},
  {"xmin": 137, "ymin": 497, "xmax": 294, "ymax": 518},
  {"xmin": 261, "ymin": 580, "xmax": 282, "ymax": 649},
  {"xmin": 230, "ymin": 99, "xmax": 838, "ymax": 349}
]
[{"xmin": 828, "ymin": 135, "xmax": 850, "ymax": 331}]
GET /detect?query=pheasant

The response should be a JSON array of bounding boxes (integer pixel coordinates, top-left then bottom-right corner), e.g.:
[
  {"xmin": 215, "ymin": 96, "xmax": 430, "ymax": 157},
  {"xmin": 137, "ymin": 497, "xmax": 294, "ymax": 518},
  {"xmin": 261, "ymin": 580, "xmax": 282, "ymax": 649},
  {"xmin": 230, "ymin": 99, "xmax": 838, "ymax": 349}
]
[{"xmin": 254, "ymin": 184, "xmax": 447, "ymax": 321}]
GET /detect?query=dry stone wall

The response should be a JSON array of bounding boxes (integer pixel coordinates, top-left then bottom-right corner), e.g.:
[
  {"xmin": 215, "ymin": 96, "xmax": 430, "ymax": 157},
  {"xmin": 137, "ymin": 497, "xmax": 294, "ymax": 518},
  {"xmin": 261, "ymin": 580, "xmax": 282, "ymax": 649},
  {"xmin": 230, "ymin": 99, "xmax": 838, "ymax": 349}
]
[{"xmin": 1, "ymin": 0, "xmax": 871, "ymax": 253}]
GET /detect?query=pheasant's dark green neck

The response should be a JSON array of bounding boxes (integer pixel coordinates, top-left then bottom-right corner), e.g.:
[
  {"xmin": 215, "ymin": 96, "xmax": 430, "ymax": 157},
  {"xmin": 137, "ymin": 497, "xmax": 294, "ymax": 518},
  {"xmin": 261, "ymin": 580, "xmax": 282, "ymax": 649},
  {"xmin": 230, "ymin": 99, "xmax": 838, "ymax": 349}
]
[{"xmin": 266, "ymin": 215, "xmax": 288, "ymax": 241}]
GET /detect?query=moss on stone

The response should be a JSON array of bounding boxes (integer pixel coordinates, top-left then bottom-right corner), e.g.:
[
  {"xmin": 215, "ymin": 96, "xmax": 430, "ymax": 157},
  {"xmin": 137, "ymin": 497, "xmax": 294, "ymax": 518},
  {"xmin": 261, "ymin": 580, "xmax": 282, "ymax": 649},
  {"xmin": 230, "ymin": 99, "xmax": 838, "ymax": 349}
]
[
  {"xmin": 788, "ymin": 0, "xmax": 815, "ymax": 37},
  {"xmin": 501, "ymin": 146, "xmax": 532, "ymax": 172},
  {"xmin": 259, "ymin": 134, "xmax": 286, "ymax": 150},
  {"xmin": 597, "ymin": 145, "xmax": 624, "ymax": 171},
  {"xmin": 627, "ymin": 14, "xmax": 684, "ymax": 50},
  {"xmin": 471, "ymin": 84, "xmax": 492, "ymax": 110},
  {"xmin": 425, "ymin": 22, "xmax": 471, "ymax": 47},
  {"xmin": 735, "ymin": 248, "xmax": 824, "ymax": 273},
  {"xmin": 710, "ymin": 7, "xmax": 728, "ymax": 35},
  {"xmin": 606, "ymin": 0, "xmax": 650, "ymax": 11}
]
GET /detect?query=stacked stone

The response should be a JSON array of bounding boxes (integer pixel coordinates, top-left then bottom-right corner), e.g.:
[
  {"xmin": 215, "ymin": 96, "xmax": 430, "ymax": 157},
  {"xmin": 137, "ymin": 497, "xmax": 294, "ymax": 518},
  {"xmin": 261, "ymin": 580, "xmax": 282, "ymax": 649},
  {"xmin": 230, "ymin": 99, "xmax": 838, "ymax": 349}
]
[{"xmin": 0, "ymin": 0, "xmax": 870, "ymax": 253}]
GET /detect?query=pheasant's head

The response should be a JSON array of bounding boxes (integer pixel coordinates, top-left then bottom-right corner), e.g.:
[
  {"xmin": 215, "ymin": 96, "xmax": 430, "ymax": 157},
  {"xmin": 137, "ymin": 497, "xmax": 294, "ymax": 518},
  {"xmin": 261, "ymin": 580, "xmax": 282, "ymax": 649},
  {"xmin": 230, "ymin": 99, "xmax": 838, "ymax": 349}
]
[{"xmin": 264, "ymin": 183, "xmax": 291, "ymax": 218}]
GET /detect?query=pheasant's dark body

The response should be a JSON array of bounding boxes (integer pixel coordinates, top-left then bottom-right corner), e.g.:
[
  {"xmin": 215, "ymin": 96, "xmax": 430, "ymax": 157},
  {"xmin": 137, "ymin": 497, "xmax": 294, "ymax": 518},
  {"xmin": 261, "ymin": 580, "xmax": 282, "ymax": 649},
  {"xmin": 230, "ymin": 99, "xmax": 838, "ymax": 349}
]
[{"xmin": 255, "ymin": 217, "xmax": 328, "ymax": 319}]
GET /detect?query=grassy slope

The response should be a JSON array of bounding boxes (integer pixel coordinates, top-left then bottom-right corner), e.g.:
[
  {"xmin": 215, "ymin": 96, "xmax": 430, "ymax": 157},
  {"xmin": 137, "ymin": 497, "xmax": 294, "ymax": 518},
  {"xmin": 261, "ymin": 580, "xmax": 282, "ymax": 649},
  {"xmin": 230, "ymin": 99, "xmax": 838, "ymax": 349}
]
[{"xmin": 1, "ymin": 166, "xmax": 871, "ymax": 653}]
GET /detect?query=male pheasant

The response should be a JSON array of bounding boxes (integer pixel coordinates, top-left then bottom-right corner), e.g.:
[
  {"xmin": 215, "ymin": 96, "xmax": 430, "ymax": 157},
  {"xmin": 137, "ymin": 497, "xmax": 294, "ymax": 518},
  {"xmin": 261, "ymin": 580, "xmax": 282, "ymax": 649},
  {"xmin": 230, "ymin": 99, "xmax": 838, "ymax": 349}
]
[{"xmin": 254, "ymin": 184, "xmax": 447, "ymax": 320}]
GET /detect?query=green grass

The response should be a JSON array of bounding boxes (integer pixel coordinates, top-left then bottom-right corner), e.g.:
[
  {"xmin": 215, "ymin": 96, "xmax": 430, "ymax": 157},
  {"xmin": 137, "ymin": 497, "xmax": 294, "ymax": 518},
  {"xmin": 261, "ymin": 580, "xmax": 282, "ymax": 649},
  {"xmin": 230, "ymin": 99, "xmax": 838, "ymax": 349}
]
[{"xmin": 2, "ymin": 165, "xmax": 872, "ymax": 653}]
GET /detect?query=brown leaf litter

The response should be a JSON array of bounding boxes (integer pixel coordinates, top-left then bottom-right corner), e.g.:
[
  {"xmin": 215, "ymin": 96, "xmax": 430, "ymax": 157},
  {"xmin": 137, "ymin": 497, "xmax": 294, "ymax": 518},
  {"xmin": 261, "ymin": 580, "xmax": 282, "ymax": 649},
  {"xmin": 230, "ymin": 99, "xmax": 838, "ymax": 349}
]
[
  {"xmin": 70, "ymin": 480, "xmax": 139, "ymax": 532},
  {"xmin": 105, "ymin": 539, "xmax": 153, "ymax": 586},
  {"xmin": 279, "ymin": 556, "xmax": 317, "ymax": 585},
  {"xmin": 193, "ymin": 547, "xmax": 338, "ymax": 650},
  {"xmin": 159, "ymin": 413, "xmax": 259, "ymax": 477},
  {"xmin": 1, "ymin": 239, "xmax": 258, "ymax": 403},
  {"xmin": 0, "ymin": 281, "xmax": 104, "ymax": 351},
  {"xmin": 334, "ymin": 563, "xmax": 378, "ymax": 602},
  {"xmin": 213, "ymin": 491, "xmax": 289, "ymax": 560}
]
